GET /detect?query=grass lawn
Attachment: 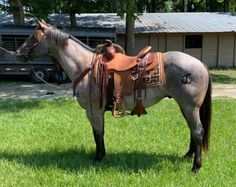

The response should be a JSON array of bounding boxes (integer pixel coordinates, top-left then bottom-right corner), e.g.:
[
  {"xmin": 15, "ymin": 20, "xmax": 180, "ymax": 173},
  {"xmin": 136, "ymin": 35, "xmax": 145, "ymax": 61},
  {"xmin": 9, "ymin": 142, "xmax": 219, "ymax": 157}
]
[
  {"xmin": 210, "ymin": 68, "xmax": 236, "ymax": 84},
  {"xmin": 0, "ymin": 98, "xmax": 235, "ymax": 186}
]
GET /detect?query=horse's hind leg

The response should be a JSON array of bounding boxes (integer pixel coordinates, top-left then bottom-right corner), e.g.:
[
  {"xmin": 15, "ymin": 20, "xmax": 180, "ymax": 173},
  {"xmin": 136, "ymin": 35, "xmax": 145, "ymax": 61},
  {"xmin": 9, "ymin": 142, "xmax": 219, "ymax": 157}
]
[
  {"xmin": 181, "ymin": 106, "xmax": 204, "ymax": 172},
  {"xmin": 185, "ymin": 135, "xmax": 195, "ymax": 158},
  {"xmin": 180, "ymin": 108, "xmax": 195, "ymax": 158}
]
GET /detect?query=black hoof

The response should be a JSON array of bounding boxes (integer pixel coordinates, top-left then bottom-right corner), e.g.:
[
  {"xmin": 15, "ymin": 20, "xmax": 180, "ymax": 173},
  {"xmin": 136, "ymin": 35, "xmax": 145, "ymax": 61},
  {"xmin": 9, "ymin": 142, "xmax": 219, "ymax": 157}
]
[
  {"xmin": 192, "ymin": 162, "xmax": 201, "ymax": 173},
  {"xmin": 94, "ymin": 158, "xmax": 102, "ymax": 162},
  {"xmin": 192, "ymin": 166, "xmax": 200, "ymax": 174},
  {"xmin": 94, "ymin": 151, "xmax": 105, "ymax": 162},
  {"xmin": 94, "ymin": 155, "xmax": 103, "ymax": 162},
  {"xmin": 184, "ymin": 151, "xmax": 194, "ymax": 158}
]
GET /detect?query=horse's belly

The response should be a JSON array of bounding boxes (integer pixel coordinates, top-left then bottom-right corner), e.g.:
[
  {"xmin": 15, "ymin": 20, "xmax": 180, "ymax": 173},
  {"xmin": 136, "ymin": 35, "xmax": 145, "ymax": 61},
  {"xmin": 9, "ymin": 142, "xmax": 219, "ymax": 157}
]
[{"xmin": 123, "ymin": 86, "xmax": 166, "ymax": 110}]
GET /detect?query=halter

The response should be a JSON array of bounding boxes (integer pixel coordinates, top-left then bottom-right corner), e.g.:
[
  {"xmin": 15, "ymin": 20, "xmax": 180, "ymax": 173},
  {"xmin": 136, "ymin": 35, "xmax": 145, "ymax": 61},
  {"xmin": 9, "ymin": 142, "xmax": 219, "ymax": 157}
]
[{"xmin": 20, "ymin": 42, "xmax": 40, "ymax": 58}]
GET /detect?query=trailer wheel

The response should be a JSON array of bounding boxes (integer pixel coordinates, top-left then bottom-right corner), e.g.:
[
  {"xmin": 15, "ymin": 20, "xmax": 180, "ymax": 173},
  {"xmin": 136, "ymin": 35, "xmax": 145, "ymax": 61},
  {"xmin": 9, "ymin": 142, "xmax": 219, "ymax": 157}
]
[
  {"xmin": 30, "ymin": 66, "xmax": 49, "ymax": 84},
  {"xmin": 52, "ymin": 70, "xmax": 69, "ymax": 84}
]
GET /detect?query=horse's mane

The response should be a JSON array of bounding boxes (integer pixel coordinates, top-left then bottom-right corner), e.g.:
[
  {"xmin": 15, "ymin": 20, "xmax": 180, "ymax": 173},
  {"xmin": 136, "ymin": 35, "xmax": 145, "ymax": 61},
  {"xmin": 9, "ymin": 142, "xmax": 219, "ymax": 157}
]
[{"xmin": 45, "ymin": 26, "xmax": 95, "ymax": 52}]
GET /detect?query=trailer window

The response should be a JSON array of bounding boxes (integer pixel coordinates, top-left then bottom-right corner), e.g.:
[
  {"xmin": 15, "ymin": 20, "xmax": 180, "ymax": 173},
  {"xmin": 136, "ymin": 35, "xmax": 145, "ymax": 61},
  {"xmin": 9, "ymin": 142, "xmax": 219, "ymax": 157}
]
[{"xmin": 2, "ymin": 35, "xmax": 28, "ymax": 51}]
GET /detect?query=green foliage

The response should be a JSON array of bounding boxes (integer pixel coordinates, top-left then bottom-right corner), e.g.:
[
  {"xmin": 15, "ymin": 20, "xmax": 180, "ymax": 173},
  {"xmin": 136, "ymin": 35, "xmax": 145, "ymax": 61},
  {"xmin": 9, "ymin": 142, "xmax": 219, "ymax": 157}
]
[
  {"xmin": 1, "ymin": 0, "xmax": 236, "ymax": 16},
  {"xmin": 115, "ymin": 0, "xmax": 139, "ymax": 19},
  {"xmin": 23, "ymin": 0, "xmax": 57, "ymax": 20},
  {"xmin": 1, "ymin": 0, "xmax": 236, "ymax": 21},
  {"xmin": 0, "ymin": 98, "xmax": 235, "ymax": 186}
]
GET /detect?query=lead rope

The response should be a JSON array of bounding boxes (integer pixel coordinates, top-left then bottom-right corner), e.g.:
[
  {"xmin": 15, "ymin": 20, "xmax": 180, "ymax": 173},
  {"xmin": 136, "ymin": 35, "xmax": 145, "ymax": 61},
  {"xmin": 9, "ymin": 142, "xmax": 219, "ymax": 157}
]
[
  {"xmin": 89, "ymin": 54, "xmax": 96, "ymax": 123},
  {"xmin": 0, "ymin": 46, "xmax": 15, "ymax": 55},
  {"xmin": 25, "ymin": 60, "xmax": 61, "ymax": 89},
  {"xmin": 0, "ymin": 46, "xmax": 61, "ymax": 90}
]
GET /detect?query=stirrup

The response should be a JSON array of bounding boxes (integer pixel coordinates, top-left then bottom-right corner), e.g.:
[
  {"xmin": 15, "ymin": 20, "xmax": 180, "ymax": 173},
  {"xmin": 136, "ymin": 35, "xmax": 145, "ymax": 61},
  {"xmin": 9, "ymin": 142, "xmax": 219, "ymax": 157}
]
[{"xmin": 112, "ymin": 101, "xmax": 127, "ymax": 118}]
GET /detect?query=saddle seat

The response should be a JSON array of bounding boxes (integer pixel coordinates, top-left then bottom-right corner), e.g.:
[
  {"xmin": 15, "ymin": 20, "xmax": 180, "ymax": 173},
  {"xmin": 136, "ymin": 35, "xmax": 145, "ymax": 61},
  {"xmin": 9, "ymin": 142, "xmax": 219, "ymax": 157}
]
[
  {"xmin": 102, "ymin": 46, "xmax": 164, "ymax": 118},
  {"xmin": 106, "ymin": 46, "xmax": 152, "ymax": 71}
]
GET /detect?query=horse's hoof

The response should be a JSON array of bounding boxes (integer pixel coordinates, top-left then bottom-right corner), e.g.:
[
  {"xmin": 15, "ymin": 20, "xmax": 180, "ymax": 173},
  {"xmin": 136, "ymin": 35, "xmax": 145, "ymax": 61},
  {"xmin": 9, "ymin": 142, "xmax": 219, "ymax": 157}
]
[
  {"xmin": 94, "ymin": 153, "xmax": 105, "ymax": 162},
  {"xmin": 184, "ymin": 151, "xmax": 194, "ymax": 158},
  {"xmin": 192, "ymin": 162, "xmax": 201, "ymax": 173},
  {"xmin": 94, "ymin": 156, "xmax": 103, "ymax": 162},
  {"xmin": 192, "ymin": 166, "xmax": 200, "ymax": 174}
]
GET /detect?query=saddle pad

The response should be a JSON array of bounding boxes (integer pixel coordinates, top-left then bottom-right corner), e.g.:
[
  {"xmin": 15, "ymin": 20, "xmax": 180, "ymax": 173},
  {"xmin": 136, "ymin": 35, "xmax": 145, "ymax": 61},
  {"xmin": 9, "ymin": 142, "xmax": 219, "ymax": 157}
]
[
  {"xmin": 94, "ymin": 52, "xmax": 165, "ymax": 87},
  {"xmin": 131, "ymin": 52, "xmax": 165, "ymax": 88},
  {"xmin": 146, "ymin": 52, "xmax": 165, "ymax": 87}
]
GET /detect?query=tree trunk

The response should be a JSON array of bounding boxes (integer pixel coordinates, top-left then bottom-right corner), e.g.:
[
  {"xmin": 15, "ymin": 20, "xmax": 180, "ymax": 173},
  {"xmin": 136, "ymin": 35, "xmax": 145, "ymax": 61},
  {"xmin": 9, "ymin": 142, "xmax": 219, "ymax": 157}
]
[
  {"xmin": 69, "ymin": 12, "xmax": 77, "ymax": 27},
  {"xmin": 184, "ymin": 0, "xmax": 188, "ymax": 12},
  {"xmin": 125, "ymin": 0, "xmax": 135, "ymax": 55},
  {"xmin": 67, "ymin": 0, "xmax": 77, "ymax": 27},
  {"xmin": 8, "ymin": 0, "xmax": 24, "ymax": 25}
]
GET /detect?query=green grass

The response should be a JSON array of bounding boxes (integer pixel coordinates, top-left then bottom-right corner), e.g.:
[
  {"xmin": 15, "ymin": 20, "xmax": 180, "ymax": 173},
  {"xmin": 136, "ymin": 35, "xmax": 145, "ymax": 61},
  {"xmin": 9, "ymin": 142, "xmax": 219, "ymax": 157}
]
[
  {"xmin": 0, "ymin": 99, "xmax": 235, "ymax": 186},
  {"xmin": 210, "ymin": 68, "xmax": 236, "ymax": 84}
]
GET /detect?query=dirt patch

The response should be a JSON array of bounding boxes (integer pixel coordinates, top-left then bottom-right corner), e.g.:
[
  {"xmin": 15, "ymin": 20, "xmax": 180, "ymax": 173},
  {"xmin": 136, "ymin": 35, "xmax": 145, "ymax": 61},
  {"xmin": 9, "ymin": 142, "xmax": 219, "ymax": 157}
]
[
  {"xmin": 0, "ymin": 82, "xmax": 235, "ymax": 100},
  {"xmin": 0, "ymin": 82, "xmax": 73, "ymax": 100},
  {"xmin": 212, "ymin": 84, "xmax": 236, "ymax": 99}
]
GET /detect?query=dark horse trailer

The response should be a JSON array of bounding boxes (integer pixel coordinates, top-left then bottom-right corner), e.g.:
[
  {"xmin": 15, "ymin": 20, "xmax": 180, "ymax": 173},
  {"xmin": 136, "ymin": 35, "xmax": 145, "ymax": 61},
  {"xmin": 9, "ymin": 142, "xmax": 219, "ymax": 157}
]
[
  {"xmin": 0, "ymin": 25, "xmax": 69, "ymax": 83},
  {"xmin": 0, "ymin": 24, "xmax": 115, "ymax": 83}
]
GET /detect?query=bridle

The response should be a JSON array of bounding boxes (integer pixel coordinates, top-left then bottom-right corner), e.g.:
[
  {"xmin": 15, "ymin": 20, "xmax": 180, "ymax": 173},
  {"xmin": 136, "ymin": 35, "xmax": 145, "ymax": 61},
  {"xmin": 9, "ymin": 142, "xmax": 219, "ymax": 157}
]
[{"xmin": 19, "ymin": 42, "xmax": 40, "ymax": 58}]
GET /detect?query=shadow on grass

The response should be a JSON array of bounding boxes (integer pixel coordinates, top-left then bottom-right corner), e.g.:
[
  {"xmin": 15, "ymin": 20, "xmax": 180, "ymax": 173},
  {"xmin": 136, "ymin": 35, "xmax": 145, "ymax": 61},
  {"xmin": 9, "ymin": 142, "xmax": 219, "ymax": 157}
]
[
  {"xmin": 211, "ymin": 74, "xmax": 236, "ymax": 84},
  {"xmin": 0, "ymin": 148, "xmax": 191, "ymax": 173},
  {"xmin": 0, "ymin": 99, "xmax": 42, "ymax": 113}
]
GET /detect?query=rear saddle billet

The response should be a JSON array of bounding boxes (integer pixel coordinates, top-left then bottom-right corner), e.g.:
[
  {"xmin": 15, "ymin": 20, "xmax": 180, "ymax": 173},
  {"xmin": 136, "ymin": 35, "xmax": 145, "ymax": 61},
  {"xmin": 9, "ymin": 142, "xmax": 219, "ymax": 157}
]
[{"xmin": 101, "ymin": 46, "xmax": 161, "ymax": 118}]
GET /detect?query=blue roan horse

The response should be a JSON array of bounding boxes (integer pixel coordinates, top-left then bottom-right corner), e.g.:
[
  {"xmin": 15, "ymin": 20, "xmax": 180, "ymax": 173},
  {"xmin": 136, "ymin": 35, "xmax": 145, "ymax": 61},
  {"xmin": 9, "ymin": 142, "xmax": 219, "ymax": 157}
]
[{"xmin": 15, "ymin": 20, "xmax": 211, "ymax": 172}]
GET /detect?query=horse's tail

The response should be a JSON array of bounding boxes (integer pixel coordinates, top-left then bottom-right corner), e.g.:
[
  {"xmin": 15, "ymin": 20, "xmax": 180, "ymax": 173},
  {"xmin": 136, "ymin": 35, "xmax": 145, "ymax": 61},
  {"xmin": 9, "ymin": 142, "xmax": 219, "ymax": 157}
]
[{"xmin": 200, "ymin": 71, "xmax": 212, "ymax": 152}]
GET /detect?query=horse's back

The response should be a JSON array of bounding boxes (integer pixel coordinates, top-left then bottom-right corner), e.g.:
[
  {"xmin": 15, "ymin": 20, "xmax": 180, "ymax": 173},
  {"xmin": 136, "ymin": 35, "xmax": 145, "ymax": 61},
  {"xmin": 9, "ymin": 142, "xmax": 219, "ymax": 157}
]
[
  {"xmin": 163, "ymin": 51, "xmax": 209, "ymax": 106},
  {"xmin": 164, "ymin": 51, "xmax": 207, "ymax": 72}
]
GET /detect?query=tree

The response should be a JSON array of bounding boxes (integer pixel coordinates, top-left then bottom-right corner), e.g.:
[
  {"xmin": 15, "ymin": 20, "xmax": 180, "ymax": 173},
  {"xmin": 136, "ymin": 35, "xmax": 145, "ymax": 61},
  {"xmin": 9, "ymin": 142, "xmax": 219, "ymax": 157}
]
[
  {"xmin": 229, "ymin": 0, "xmax": 236, "ymax": 14},
  {"xmin": 125, "ymin": 0, "xmax": 135, "ymax": 55},
  {"xmin": 116, "ymin": 0, "xmax": 138, "ymax": 55},
  {"xmin": 66, "ymin": 0, "xmax": 77, "ymax": 27},
  {"xmin": 23, "ymin": 0, "xmax": 58, "ymax": 20},
  {"xmin": 6, "ymin": 0, "xmax": 24, "ymax": 25}
]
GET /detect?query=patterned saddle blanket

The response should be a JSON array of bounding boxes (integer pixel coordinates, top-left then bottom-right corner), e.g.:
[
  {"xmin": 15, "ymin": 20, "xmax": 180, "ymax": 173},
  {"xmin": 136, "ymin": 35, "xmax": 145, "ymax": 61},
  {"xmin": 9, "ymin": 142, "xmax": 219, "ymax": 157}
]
[{"xmin": 94, "ymin": 52, "xmax": 166, "ymax": 117}]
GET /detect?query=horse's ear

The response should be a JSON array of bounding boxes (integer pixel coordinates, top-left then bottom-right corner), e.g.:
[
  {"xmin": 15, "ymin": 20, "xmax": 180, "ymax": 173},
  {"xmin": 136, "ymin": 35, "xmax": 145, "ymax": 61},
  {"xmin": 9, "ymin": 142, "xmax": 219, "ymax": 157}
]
[
  {"xmin": 41, "ymin": 19, "xmax": 47, "ymax": 24},
  {"xmin": 35, "ymin": 18, "xmax": 47, "ymax": 30}
]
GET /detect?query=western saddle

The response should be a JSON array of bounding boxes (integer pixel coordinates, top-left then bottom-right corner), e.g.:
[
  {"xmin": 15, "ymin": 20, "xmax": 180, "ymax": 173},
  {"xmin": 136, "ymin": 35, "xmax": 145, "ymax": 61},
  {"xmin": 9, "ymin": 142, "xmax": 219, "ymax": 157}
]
[{"xmin": 97, "ymin": 45, "xmax": 163, "ymax": 118}]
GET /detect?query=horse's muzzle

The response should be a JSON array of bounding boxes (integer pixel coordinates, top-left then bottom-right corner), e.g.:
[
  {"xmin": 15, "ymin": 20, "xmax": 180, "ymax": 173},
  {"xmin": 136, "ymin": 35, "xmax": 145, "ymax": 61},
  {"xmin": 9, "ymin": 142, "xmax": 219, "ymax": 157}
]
[{"xmin": 15, "ymin": 50, "xmax": 23, "ymax": 56}]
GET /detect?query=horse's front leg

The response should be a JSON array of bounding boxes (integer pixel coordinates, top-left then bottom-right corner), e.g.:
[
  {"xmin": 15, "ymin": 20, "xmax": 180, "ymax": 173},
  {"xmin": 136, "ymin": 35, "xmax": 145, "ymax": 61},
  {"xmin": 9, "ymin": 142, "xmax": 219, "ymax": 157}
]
[{"xmin": 86, "ymin": 110, "xmax": 106, "ymax": 161}]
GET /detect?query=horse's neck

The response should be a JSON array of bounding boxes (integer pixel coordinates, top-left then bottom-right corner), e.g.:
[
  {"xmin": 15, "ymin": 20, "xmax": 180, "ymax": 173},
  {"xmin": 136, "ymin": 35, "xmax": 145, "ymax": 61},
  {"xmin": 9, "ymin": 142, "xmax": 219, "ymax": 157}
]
[{"xmin": 54, "ymin": 39, "xmax": 94, "ymax": 81}]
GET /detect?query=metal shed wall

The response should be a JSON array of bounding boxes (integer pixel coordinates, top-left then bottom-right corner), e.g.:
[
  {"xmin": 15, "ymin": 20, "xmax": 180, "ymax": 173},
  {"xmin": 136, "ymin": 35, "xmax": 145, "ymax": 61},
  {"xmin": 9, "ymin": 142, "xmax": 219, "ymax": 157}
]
[
  {"xmin": 166, "ymin": 34, "xmax": 184, "ymax": 52},
  {"xmin": 157, "ymin": 35, "xmax": 167, "ymax": 52},
  {"xmin": 218, "ymin": 33, "xmax": 234, "ymax": 67},
  {"xmin": 117, "ymin": 32, "xmax": 236, "ymax": 67},
  {"xmin": 202, "ymin": 34, "xmax": 218, "ymax": 67}
]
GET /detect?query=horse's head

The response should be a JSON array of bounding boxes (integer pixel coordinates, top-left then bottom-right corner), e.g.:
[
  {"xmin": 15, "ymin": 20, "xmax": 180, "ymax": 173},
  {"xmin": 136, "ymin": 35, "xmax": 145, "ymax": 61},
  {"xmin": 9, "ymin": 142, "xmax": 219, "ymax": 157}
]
[{"xmin": 15, "ymin": 19, "xmax": 51, "ymax": 58}]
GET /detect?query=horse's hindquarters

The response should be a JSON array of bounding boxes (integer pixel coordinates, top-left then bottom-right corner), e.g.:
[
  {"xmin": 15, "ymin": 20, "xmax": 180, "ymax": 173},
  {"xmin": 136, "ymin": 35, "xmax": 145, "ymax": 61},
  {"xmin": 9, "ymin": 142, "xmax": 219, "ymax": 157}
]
[{"xmin": 164, "ymin": 51, "xmax": 209, "ymax": 106}]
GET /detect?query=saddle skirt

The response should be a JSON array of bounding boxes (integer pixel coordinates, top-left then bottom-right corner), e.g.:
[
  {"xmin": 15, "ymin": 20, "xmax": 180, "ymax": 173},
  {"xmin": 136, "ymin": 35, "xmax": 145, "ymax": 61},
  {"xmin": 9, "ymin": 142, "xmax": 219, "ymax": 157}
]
[
  {"xmin": 93, "ymin": 52, "xmax": 166, "ymax": 117},
  {"xmin": 94, "ymin": 52, "xmax": 165, "ymax": 113},
  {"xmin": 94, "ymin": 52, "xmax": 166, "ymax": 93}
]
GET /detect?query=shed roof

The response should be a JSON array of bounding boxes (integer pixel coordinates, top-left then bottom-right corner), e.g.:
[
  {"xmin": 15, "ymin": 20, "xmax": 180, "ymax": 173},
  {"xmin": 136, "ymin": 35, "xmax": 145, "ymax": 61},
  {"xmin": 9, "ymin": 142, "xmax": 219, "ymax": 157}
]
[{"xmin": 1, "ymin": 12, "xmax": 236, "ymax": 34}]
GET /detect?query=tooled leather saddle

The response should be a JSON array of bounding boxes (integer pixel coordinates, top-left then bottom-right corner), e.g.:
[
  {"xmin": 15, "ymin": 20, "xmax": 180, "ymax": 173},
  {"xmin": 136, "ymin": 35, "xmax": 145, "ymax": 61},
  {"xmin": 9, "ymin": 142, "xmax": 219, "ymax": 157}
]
[{"xmin": 96, "ymin": 46, "xmax": 165, "ymax": 118}]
